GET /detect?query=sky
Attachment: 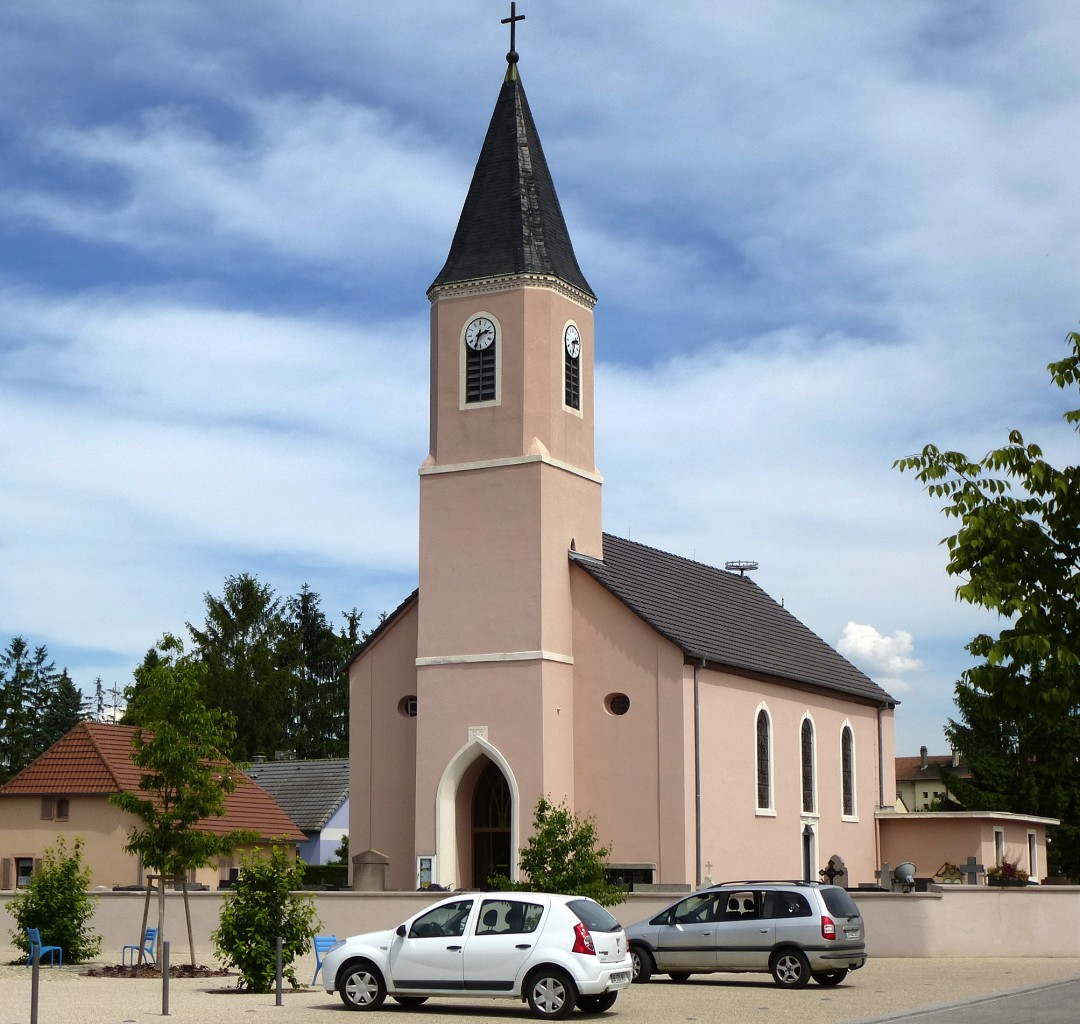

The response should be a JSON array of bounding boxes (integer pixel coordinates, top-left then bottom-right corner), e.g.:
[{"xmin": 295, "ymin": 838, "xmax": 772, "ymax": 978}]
[{"xmin": 2, "ymin": 1, "xmax": 1078, "ymax": 758}]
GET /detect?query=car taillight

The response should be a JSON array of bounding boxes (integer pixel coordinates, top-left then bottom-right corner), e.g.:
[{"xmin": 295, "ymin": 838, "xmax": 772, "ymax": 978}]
[
  {"xmin": 821, "ymin": 915, "xmax": 836, "ymax": 940},
  {"xmin": 572, "ymin": 922, "xmax": 596, "ymax": 955}
]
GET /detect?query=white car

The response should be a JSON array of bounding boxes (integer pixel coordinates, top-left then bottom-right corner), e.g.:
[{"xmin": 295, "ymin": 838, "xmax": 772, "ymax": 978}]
[{"xmin": 320, "ymin": 890, "xmax": 633, "ymax": 1018}]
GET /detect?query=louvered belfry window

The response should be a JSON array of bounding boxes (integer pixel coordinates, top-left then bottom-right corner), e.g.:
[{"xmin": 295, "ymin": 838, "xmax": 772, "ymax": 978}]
[
  {"xmin": 466, "ymin": 345, "xmax": 496, "ymax": 403},
  {"xmin": 565, "ymin": 345, "xmax": 580, "ymax": 409}
]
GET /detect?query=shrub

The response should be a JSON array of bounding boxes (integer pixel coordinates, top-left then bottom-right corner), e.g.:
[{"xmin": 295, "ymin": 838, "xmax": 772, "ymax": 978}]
[
  {"xmin": 212, "ymin": 845, "xmax": 319, "ymax": 991},
  {"xmin": 6, "ymin": 836, "xmax": 102, "ymax": 963},
  {"xmin": 489, "ymin": 796, "xmax": 627, "ymax": 907}
]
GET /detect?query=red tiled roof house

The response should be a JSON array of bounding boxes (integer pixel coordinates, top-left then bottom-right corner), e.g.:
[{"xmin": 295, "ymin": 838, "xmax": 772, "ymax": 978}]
[{"xmin": 0, "ymin": 722, "xmax": 304, "ymax": 890}]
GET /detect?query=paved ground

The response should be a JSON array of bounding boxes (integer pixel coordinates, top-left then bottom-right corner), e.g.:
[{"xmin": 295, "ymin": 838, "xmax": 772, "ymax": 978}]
[{"xmin": 2, "ymin": 957, "xmax": 1079, "ymax": 1024}]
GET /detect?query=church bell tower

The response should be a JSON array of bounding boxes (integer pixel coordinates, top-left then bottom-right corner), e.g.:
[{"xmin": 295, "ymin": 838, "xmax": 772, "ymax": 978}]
[{"xmin": 414, "ymin": 27, "xmax": 603, "ymax": 886}]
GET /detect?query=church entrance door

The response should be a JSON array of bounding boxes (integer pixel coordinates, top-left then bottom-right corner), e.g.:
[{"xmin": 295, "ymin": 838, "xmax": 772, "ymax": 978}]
[{"xmin": 472, "ymin": 761, "xmax": 512, "ymax": 887}]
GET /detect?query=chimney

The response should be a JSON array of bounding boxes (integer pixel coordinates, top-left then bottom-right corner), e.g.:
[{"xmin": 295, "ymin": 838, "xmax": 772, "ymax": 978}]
[
  {"xmin": 952, "ymin": 748, "xmax": 960, "ymax": 768},
  {"xmin": 920, "ymin": 745, "xmax": 928, "ymax": 769},
  {"xmin": 252, "ymin": 753, "xmax": 266, "ymax": 764}
]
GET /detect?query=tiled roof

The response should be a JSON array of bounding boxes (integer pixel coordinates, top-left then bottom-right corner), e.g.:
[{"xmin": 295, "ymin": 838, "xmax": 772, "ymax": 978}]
[
  {"xmin": 0, "ymin": 721, "xmax": 304, "ymax": 841},
  {"xmin": 244, "ymin": 759, "xmax": 349, "ymax": 832},
  {"xmin": 429, "ymin": 62, "xmax": 593, "ymax": 298},
  {"xmin": 571, "ymin": 534, "xmax": 897, "ymax": 707},
  {"xmin": 895, "ymin": 754, "xmax": 969, "ymax": 781}
]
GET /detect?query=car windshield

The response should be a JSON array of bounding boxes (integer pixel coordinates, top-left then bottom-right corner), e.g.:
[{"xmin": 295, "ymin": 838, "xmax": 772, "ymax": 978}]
[
  {"xmin": 821, "ymin": 887, "xmax": 860, "ymax": 918},
  {"xmin": 568, "ymin": 899, "xmax": 621, "ymax": 932}
]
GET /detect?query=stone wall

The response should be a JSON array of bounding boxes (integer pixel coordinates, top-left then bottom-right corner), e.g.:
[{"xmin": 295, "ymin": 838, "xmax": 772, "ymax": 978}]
[{"xmin": 2, "ymin": 886, "xmax": 1079, "ymax": 965}]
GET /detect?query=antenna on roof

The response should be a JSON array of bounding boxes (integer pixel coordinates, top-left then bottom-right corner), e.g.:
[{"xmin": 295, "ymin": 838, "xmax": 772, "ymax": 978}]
[{"xmin": 725, "ymin": 560, "xmax": 759, "ymax": 577}]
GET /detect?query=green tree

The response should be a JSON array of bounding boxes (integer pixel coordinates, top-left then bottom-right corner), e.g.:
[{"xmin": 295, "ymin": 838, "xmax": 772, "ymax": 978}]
[
  {"xmin": 113, "ymin": 634, "xmax": 258, "ymax": 962},
  {"xmin": 5, "ymin": 836, "xmax": 102, "ymax": 963},
  {"xmin": 213, "ymin": 846, "xmax": 319, "ymax": 992},
  {"xmin": 896, "ymin": 331, "xmax": 1080, "ymax": 877},
  {"xmin": 490, "ymin": 797, "xmax": 627, "ymax": 907},
  {"xmin": 0, "ymin": 639, "xmax": 86, "ymax": 782},
  {"xmin": 187, "ymin": 574, "xmax": 291, "ymax": 761}
]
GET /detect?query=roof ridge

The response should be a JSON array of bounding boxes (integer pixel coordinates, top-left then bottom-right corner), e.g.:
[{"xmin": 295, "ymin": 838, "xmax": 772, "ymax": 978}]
[{"xmin": 85, "ymin": 721, "xmax": 134, "ymax": 791}]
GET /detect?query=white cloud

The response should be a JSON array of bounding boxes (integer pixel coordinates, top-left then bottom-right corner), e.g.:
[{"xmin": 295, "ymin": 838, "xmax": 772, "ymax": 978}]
[{"xmin": 837, "ymin": 623, "xmax": 923, "ymax": 693}]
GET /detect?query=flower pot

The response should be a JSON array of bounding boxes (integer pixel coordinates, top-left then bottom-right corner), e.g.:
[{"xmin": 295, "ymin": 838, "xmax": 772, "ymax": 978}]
[{"xmin": 988, "ymin": 876, "xmax": 1027, "ymax": 887}]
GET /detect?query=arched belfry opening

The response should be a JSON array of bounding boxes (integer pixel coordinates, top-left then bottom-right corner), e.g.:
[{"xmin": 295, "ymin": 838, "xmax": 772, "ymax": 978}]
[
  {"xmin": 473, "ymin": 760, "xmax": 512, "ymax": 886},
  {"xmin": 435, "ymin": 734, "xmax": 520, "ymax": 889}
]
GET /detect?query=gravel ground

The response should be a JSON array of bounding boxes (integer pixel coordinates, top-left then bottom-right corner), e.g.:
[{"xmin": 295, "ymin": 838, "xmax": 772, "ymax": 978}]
[{"xmin": 2, "ymin": 957, "xmax": 1079, "ymax": 1024}]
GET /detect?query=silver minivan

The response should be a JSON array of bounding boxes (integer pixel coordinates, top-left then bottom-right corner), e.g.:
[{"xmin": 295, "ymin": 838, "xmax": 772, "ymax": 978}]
[{"xmin": 625, "ymin": 881, "xmax": 866, "ymax": 988}]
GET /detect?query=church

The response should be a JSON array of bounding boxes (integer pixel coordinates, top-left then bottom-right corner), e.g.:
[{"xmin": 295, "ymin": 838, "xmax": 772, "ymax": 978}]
[{"xmin": 347, "ymin": 26, "xmax": 897, "ymax": 893}]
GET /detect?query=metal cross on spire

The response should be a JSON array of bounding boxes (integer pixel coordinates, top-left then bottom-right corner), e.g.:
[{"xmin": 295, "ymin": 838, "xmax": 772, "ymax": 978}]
[{"xmin": 502, "ymin": 2, "xmax": 525, "ymax": 62}]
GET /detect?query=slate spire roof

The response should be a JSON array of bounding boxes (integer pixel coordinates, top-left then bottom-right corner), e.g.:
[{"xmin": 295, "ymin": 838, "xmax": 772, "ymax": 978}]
[
  {"xmin": 571, "ymin": 534, "xmax": 898, "ymax": 707},
  {"xmin": 429, "ymin": 60, "xmax": 594, "ymax": 298}
]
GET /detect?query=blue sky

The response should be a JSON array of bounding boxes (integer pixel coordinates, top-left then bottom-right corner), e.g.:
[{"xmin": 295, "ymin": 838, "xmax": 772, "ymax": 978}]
[{"xmin": 2, "ymin": 1, "xmax": 1078, "ymax": 756}]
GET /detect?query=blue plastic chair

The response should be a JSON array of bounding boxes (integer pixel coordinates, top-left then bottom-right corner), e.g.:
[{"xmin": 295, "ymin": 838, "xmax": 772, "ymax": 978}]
[
  {"xmin": 122, "ymin": 927, "xmax": 158, "ymax": 966},
  {"xmin": 25, "ymin": 928, "xmax": 63, "ymax": 967},
  {"xmin": 312, "ymin": 934, "xmax": 337, "ymax": 984}
]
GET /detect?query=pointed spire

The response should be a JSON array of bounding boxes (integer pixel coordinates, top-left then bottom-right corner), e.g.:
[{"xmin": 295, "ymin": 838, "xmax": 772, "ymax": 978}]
[{"xmin": 429, "ymin": 61, "xmax": 594, "ymax": 299}]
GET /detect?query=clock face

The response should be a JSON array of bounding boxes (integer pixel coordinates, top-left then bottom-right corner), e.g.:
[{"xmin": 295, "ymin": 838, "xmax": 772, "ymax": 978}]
[
  {"xmin": 465, "ymin": 316, "xmax": 496, "ymax": 350},
  {"xmin": 564, "ymin": 324, "xmax": 581, "ymax": 359}
]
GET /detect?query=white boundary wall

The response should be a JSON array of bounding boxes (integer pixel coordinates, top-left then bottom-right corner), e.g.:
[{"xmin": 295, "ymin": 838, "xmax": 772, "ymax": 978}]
[{"xmin": 2, "ymin": 886, "xmax": 1079, "ymax": 963}]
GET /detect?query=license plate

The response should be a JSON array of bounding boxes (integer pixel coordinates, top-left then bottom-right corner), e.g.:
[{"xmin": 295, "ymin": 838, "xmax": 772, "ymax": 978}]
[{"xmin": 610, "ymin": 972, "xmax": 631, "ymax": 985}]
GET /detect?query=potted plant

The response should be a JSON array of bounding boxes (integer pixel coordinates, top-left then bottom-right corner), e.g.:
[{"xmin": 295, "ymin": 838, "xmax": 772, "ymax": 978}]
[{"xmin": 987, "ymin": 854, "xmax": 1029, "ymax": 887}]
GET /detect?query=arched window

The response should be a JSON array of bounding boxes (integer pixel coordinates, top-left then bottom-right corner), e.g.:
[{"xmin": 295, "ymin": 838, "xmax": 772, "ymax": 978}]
[
  {"xmin": 801, "ymin": 718, "xmax": 815, "ymax": 814},
  {"xmin": 841, "ymin": 725, "xmax": 855, "ymax": 817},
  {"xmin": 564, "ymin": 324, "xmax": 581, "ymax": 410},
  {"xmin": 756, "ymin": 709, "xmax": 772, "ymax": 810},
  {"xmin": 464, "ymin": 315, "xmax": 498, "ymax": 404}
]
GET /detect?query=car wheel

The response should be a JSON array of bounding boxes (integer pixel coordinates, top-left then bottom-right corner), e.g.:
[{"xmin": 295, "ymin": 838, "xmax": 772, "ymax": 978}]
[
  {"xmin": 630, "ymin": 946, "xmax": 654, "ymax": 983},
  {"xmin": 392, "ymin": 995, "xmax": 429, "ymax": 1006},
  {"xmin": 337, "ymin": 960, "xmax": 387, "ymax": 1010},
  {"xmin": 576, "ymin": 991, "xmax": 618, "ymax": 1013},
  {"xmin": 770, "ymin": 949, "xmax": 811, "ymax": 988},
  {"xmin": 811, "ymin": 970, "xmax": 848, "ymax": 987},
  {"xmin": 526, "ymin": 966, "xmax": 578, "ymax": 1019},
  {"xmin": 668, "ymin": 972, "xmax": 691, "ymax": 982}
]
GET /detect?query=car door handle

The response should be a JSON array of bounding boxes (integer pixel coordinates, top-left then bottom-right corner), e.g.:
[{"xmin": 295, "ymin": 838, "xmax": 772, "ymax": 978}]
[
  {"xmin": 446, "ymin": 945, "xmax": 462, "ymax": 951},
  {"xmin": 516, "ymin": 944, "xmax": 532, "ymax": 950}
]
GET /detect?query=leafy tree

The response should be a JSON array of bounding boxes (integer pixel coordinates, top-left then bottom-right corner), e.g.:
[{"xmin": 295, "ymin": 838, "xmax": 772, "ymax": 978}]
[
  {"xmin": 896, "ymin": 331, "xmax": 1080, "ymax": 877},
  {"xmin": 187, "ymin": 575, "xmax": 355, "ymax": 760},
  {"xmin": 213, "ymin": 845, "xmax": 319, "ymax": 992},
  {"xmin": 0, "ymin": 639, "xmax": 86, "ymax": 782},
  {"xmin": 187, "ymin": 574, "xmax": 292, "ymax": 762},
  {"xmin": 334, "ymin": 834, "xmax": 349, "ymax": 865},
  {"xmin": 113, "ymin": 634, "xmax": 258, "ymax": 962},
  {"xmin": 282, "ymin": 586, "xmax": 350, "ymax": 760},
  {"xmin": 5, "ymin": 836, "xmax": 102, "ymax": 963},
  {"xmin": 490, "ymin": 797, "xmax": 627, "ymax": 907}
]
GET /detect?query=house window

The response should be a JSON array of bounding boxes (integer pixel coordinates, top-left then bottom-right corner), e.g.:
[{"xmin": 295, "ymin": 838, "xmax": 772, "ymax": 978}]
[
  {"xmin": 56, "ymin": 798, "xmax": 70, "ymax": 820},
  {"xmin": 1027, "ymin": 831, "xmax": 1038, "ymax": 881},
  {"xmin": 841, "ymin": 726, "xmax": 855, "ymax": 817},
  {"xmin": 398, "ymin": 695, "xmax": 418, "ymax": 718},
  {"xmin": 16, "ymin": 858, "xmax": 34, "ymax": 888},
  {"xmin": 756, "ymin": 708, "xmax": 772, "ymax": 810},
  {"xmin": 40, "ymin": 797, "xmax": 54, "ymax": 820},
  {"xmin": 801, "ymin": 718, "xmax": 815, "ymax": 814},
  {"xmin": 994, "ymin": 828, "xmax": 1005, "ymax": 867}
]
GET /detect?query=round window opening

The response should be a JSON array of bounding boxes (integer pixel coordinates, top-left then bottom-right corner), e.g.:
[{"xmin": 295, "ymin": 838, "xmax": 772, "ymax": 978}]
[
  {"xmin": 398, "ymin": 695, "xmax": 418, "ymax": 718},
  {"xmin": 605, "ymin": 693, "xmax": 630, "ymax": 716}
]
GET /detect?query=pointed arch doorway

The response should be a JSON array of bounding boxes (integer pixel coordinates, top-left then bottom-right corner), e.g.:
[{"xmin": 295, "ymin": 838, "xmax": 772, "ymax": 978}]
[{"xmin": 472, "ymin": 760, "xmax": 512, "ymax": 887}]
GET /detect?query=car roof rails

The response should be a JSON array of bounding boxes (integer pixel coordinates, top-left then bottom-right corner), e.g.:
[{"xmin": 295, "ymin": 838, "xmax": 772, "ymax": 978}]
[{"xmin": 717, "ymin": 880, "xmax": 822, "ymax": 888}]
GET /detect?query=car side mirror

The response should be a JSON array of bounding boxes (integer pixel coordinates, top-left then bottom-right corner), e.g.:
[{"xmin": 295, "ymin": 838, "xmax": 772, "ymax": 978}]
[
  {"xmin": 667, "ymin": 911, "xmax": 677, "ymax": 926},
  {"xmin": 396, "ymin": 924, "xmax": 407, "ymax": 937}
]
